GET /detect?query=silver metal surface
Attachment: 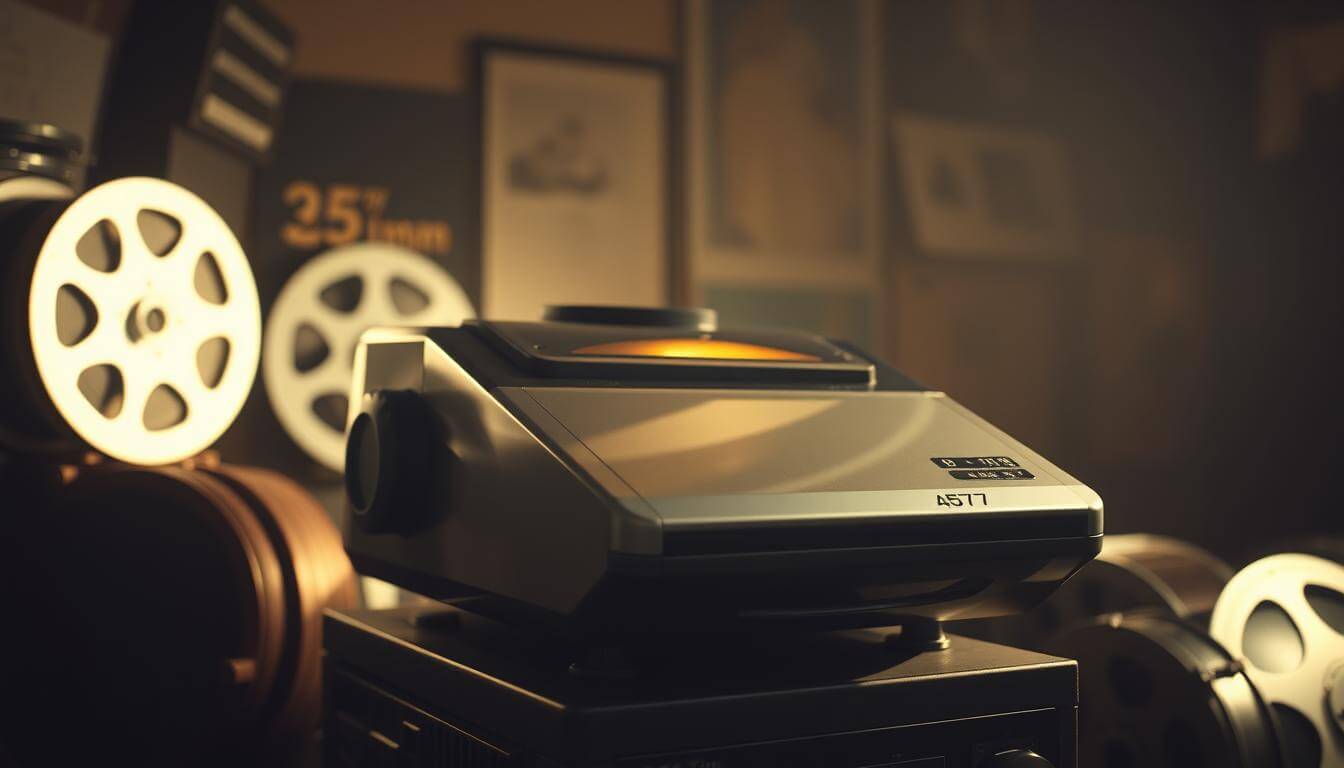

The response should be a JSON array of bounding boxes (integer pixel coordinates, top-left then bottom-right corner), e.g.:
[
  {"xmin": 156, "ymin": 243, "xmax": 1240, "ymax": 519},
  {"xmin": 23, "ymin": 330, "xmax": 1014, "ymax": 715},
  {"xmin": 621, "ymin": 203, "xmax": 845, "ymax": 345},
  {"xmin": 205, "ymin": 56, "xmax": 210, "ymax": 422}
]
[
  {"xmin": 345, "ymin": 327, "xmax": 1103, "ymax": 623},
  {"xmin": 347, "ymin": 329, "xmax": 612, "ymax": 613},
  {"xmin": 516, "ymin": 386, "xmax": 1100, "ymax": 537}
]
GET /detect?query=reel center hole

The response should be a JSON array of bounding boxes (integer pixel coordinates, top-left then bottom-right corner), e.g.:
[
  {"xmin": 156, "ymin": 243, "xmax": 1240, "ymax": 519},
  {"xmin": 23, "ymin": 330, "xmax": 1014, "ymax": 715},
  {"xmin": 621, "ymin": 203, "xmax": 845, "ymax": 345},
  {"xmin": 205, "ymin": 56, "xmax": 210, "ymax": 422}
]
[{"xmin": 125, "ymin": 301, "xmax": 168, "ymax": 341}]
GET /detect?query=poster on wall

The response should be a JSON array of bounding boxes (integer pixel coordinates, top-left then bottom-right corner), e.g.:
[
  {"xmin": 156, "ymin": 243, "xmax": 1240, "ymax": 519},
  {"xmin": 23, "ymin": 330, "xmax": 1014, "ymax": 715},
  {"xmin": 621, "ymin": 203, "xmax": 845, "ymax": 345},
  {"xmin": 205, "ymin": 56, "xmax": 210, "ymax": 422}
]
[
  {"xmin": 478, "ymin": 40, "xmax": 673, "ymax": 321},
  {"xmin": 891, "ymin": 114, "xmax": 1076, "ymax": 261},
  {"xmin": 685, "ymin": 0, "xmax": 880, "ymax": 288},
  {"xmin": 229, "ymin": 79, "xmax": 479, "ymax": 507},
  {"xmin": 251, "ymin": 79, "xmax": 479, "ymax": 308}
]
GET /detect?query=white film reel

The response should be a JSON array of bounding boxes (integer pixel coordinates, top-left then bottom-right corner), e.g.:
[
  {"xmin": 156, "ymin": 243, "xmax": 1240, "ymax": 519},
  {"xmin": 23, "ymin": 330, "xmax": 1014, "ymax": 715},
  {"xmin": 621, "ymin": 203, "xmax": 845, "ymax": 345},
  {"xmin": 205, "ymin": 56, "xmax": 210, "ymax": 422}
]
[
  {"xmin": 26, "ymin": 177, "xmax": 261, "ymax": 465},
  {"xmin": 263, "ymin": 242, "xmax": 474, "ymax": 472},
  {"xmin": 1210, "ymin": 554, "xmax": 1344, "ymax": 768}
]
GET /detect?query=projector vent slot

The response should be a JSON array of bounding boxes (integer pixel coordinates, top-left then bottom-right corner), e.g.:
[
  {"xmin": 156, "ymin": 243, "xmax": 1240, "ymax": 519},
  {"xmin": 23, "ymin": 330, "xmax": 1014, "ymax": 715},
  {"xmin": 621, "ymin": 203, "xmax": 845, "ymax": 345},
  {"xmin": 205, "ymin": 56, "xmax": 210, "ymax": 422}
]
[{"xmin": 326, "ymin": 666, "xmax": 513, "ymax": 767}]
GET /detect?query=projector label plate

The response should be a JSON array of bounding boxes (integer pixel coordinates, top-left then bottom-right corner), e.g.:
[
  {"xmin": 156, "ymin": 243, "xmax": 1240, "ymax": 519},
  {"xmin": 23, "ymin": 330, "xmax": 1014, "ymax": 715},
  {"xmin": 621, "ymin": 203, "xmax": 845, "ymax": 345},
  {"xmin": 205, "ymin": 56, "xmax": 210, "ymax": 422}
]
[{"xmin": 931, "ymin": 456, "xmax": 1021, "ymax": 469}]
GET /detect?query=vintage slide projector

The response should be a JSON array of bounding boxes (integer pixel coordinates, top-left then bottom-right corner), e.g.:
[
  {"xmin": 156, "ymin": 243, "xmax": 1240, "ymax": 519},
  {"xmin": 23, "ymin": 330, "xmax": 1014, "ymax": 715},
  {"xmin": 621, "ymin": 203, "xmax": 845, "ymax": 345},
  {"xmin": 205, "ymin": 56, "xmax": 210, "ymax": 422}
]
[{"xmin": 325, "ymin": 305, "xmax": 1104, "ymax": 768}]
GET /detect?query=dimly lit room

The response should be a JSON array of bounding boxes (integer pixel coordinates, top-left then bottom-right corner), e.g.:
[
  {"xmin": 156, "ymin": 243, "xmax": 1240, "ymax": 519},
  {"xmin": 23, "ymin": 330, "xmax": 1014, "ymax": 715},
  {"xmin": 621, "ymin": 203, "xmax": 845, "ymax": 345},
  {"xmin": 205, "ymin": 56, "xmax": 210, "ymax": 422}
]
[{"xmin": 1, "ymin": 1, "xmax": 1342, "ymax": 766}]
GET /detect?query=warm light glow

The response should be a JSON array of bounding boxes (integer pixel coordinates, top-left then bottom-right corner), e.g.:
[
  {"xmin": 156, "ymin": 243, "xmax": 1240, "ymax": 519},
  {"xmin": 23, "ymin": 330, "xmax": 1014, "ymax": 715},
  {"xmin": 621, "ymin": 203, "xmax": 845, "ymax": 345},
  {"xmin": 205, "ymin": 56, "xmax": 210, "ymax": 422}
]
[{"xmin": 571, "ymin": 338, "xmax": 820, "ymax": 361}]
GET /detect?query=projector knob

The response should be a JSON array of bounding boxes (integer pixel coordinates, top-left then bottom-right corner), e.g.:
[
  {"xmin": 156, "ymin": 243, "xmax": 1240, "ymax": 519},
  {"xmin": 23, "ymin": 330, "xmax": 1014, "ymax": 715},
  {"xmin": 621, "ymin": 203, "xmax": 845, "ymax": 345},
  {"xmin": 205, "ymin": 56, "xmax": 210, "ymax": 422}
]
[
  {"xmin": 345, "ymin": 389, "xmax": 434, "ymax": 535},
  {"xmin": 980, "ymin": 750, "xmax": 1054, "ymax": 768},
  {"xmin": 542, "ymin": 304, "xmax": 717, "ymax": 332}
]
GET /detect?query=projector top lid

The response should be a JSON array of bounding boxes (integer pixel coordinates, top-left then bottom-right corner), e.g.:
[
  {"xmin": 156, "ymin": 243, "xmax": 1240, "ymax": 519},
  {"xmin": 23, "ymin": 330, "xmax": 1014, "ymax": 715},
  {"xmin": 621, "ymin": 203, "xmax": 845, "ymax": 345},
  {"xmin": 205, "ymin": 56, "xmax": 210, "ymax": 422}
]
[{"xmin": 343, "ymin": 306, "xmax": 1102, "ymax": 633}]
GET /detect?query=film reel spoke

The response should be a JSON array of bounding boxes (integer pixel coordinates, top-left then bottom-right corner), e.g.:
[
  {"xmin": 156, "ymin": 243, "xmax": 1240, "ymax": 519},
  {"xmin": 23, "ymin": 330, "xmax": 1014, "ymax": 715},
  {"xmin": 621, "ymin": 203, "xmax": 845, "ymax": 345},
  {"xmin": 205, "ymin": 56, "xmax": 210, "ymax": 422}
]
[
  {"xmin": 307, "ymin": 304, "xmax": 368, "ymax": 352},
  {"xmin": 109, "ymin": 209, "xmax": 156, "ymax": 271},
  {"xmin": 308, "ymin": 299, "xmax": 357, "ymax": 332},
  {"xmin": 65, "ymin": 260, "xmax": 127, "ymax": 307},
  {"xmin": 59, "ymin": 322, "xmax": 121, "ymax": 372},
  {"xmin": 114, "ymin": 367, "xmax": 158, "ymax": 427},
  {"xmin": 187, "ymin": 301, "xmax": 243, "ymax": 346},
  {"xmin": 295, "ymin": 355, "xmax": 350, "ymax": 403},
  {"xmin": 162, "ymin": 351, "xmax": 215, "ymax": 410},
  {"xmin": 340, "ymin": 265, "xmax": 395, "ymax": 323}
]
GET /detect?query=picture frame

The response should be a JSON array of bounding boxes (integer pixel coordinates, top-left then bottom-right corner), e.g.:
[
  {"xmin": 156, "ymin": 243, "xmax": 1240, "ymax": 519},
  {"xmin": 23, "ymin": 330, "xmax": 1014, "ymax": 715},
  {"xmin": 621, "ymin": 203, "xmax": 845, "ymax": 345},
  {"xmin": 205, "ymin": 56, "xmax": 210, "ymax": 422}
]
[
  {"xmin": 891, "ymin": 113, "xmax": 1076, "ymax": 261},
  {"xmin": 684, "ymin": 0, "xmax": 882, "ymax": 289},
  {"xmin": 476, "ymin": 39, "xmax": 677, "ymax": 321}
]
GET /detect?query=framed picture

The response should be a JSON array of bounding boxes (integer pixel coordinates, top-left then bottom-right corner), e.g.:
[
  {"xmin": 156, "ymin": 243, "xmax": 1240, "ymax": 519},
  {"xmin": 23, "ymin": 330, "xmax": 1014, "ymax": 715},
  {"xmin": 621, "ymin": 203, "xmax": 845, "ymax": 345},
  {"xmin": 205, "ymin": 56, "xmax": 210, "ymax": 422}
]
[
  {"xmin": 891, "ymin": 114, "xmax": 1076, "ymax": 260},
  {"xmin": 477, "ymin": 40, "xmax": 675, "ymax": 321},
  {"xmin": 685, "ymin": 0, "xmax": 881, "ymax": 288}
]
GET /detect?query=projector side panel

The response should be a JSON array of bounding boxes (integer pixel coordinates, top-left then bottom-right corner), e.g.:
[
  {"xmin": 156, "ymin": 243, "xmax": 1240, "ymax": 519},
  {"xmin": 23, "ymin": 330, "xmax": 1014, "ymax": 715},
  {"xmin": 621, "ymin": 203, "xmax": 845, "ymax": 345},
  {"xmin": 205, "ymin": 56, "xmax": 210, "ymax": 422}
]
[{"xmin": 344, "ymin": 332, "xmax": 616, "ymax": 615}]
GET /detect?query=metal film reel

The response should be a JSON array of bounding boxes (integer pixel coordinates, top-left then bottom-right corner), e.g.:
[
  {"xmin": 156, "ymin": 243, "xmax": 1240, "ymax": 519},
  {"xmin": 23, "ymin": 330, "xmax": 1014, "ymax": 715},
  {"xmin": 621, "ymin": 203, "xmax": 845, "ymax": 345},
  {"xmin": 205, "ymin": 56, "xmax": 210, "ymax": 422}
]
[
  {"xmin": 263, "ymin": 242, "xmax": 474, "ymax": 472},
  {"xmin": 1, "ymin": 177, "xmax": 261, "ymax": 465},
  {"xmin": 1084, "ymin": 534, "xmax": 1234, "ymax": 620},
  {"xmin": 1050, "ymin": 613, "xmax": 1284, "ymax": 768},
  {"xmin": 0, "ymin": 458, "xmax": 357, "ymax": 767},
  {"xmin": 953, "ymin": 534, "xmax": 1234, "ymax": 649},
  {"xmin": 0, "ymin": 118, "xmax": 84, "ymax": 185},
  {"xmin": 1211, "ymin": 554, "xmax": 1344, "ymax": 768}
]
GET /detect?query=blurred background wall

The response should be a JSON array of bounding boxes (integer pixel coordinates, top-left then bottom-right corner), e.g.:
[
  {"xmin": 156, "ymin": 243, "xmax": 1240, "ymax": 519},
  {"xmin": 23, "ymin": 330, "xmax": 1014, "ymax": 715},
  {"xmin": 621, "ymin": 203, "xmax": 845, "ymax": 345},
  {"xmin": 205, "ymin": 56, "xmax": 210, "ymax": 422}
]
[{"xmin": 10, "ymin": 0, "xmax": 1341, "ymax": 561}]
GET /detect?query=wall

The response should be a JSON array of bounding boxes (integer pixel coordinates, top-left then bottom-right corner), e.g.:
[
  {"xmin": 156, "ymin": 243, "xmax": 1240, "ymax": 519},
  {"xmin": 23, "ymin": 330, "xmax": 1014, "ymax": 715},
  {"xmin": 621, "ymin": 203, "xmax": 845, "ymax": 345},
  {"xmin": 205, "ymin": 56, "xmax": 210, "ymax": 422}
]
[
  {"xmin": 14, "ymin": 0, "xmax": 677, "ymax": 89},
  {"xmin": 14, "ymin": 0, "xmax": 1340, "ymax": 559},
  {"xmin": 267, "ymin": 0, "xmax": 676, "ymax": 91}
]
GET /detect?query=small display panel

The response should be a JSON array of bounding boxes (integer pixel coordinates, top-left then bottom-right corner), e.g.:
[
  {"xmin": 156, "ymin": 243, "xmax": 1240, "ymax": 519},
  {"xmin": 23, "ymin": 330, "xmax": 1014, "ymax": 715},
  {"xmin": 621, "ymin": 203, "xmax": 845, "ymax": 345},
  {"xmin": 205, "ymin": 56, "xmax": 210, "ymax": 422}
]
[
  {"xmin": 571, "ymin": 338, "xmax": 820, "ymax": 362},
  {"xmin": 476, "ymin": 320, "xmax": 875, "ymax": 384}
]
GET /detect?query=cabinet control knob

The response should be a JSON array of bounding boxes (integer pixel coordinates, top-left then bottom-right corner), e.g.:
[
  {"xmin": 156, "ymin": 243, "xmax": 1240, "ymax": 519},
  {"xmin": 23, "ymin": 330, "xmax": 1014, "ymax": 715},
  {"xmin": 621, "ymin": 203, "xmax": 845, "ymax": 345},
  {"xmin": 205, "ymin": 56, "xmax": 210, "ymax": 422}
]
[{"xmin": 345, "ymin": 389, "xmax": 434, "ymax": 535}]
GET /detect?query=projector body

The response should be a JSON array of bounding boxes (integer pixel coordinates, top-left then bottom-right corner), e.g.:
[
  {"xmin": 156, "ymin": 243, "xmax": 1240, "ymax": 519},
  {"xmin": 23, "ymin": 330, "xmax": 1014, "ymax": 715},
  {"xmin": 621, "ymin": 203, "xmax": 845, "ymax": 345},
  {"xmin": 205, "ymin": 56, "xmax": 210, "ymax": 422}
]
[{"xmin": 343, "ymin": 317, "xmax": 1102, "ymax": 634}]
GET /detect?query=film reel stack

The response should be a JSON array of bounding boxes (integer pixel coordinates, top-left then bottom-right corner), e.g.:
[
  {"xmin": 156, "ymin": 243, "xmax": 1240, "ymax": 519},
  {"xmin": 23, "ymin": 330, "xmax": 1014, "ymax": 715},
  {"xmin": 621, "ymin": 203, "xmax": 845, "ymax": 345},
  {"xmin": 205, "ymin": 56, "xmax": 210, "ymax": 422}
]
[
  {"xmin": 0, "ymin": 128, "xmax": 356, "ymax": 768},
  {"xmin": 952, "ymin": 533, "xmax": 1235, "ymax": 649},
  {"xmin": 1006, "ymin": 535, "xmax": 1344, "ymax": 768},
  {"xmin": 0, "ymin": 118, "xmax": 84, "ymax": 190}
]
